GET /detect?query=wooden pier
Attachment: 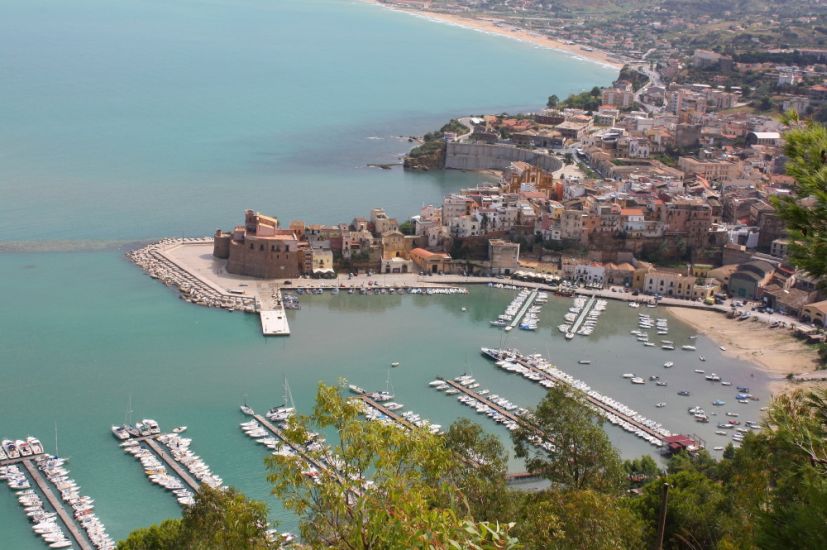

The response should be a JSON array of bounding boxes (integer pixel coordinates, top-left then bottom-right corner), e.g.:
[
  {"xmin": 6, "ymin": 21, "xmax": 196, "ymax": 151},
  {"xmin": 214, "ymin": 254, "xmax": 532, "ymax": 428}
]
[
  {"xmin": 144, "ymin": 438, "xmax": 201, "ymax": 492},
  {"xmin": 22, "ymin": 459, "xmax": 93, "ymax": 550}
]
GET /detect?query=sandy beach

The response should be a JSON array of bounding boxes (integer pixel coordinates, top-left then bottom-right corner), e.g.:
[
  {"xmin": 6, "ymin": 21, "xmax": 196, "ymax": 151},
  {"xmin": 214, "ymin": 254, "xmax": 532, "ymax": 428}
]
[
  {"xmin": 667, "ymin": 307, "xmax": 824, "ymax": 393},
  {"xmin": 365, "ymin": 2, "xmax": 623, "ymax": 70}
]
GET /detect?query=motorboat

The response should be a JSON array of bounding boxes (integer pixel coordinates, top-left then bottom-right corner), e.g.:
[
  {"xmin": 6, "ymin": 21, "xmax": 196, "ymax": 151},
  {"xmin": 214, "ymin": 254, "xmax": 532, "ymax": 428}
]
[
  {"xmin": 663, "ymin": 361, "xmax": 674, "ymax": 368},
  {"xmin": 630, "ymin": 377, "xmax": 645, "ymax": 385},
  {"xmin": 655, "ymin": 402, "xmax": 666, "ymax": 408},
  {"xmin": 578, "ymin": 360, "xmax": 591, "ymax": 365},
  {"xmin": 391, "ymin": 362, "xmax": 400, "ymax": 368},
  {"xmin": 26, "ymin": 437, "xmax": 44, "ymax": 455},
  {"xmin": 699, "ymin": 355, "xmax": 707, "ymax": 362},
  {"xmin": 705, "ymin": 373, "xmax": 721, "ymax": 382},
  {"xmin": 677, "ymin": 390, "xmax": 690, "ymax": 396},
  {"xmin": 622, "ymin": 373, "xmax": 635, "ymax": 379},
  {"xmin": 656, "ymin": 381, "xmax": 668, "ymax": 387},
  {"xmin": 713, "ymin": 400, "xmax": 726, "ymax": 406},
  {"xmin": 111, "ymin": 425, "xmax": 130, "ymax": 440},
  {"xmin": 172, "ymin": 426, "xmax": 188, "ymax": 434},
  {"xmin": 694, "ymin": 369, "xmax": 705, "ymax": 374},
  {"xmin": 681, "ymin": 345, "xmax": 696, "ymax": 351}
]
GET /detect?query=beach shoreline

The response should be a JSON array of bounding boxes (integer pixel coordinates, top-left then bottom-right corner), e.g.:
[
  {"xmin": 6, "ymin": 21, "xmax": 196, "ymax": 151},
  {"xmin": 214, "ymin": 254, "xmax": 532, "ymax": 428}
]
[
  {"xmin": 666, "ymin": 306, "xmax": 824, "ymax": 394},
  {"xmin": 363, "ymin": 1, "xmax": 624, "ymax": 70}
]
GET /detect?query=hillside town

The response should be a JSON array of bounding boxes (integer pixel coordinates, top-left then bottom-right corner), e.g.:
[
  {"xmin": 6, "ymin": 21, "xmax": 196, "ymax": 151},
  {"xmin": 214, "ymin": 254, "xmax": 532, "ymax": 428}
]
[{"xmin": 212, "ymin": 63, "xmax": 827, "ymax": 329}]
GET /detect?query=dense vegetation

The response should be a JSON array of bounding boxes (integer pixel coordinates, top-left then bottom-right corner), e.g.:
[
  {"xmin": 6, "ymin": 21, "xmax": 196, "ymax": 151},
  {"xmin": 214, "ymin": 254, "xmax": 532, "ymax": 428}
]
[
  {"xmin": 121, "ymin": 381, "xmax": 827, "ymax": 549},
  {"xmin": 560, "ymin": 86, "xmax": 603, "ymax": 112}
]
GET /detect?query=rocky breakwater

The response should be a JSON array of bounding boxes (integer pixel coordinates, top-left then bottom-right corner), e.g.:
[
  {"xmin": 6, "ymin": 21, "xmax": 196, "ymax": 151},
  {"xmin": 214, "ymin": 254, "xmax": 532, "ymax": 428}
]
[{"xmin": 128, "ymin": 239, "xmax": 258, "ymax": 313}]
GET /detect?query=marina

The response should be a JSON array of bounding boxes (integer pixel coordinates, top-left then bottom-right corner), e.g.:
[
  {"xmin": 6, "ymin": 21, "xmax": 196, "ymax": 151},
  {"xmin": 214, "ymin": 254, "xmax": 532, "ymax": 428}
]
[{"xmin": 481, "ymin": 348, "xmax": 697, "ymax": 449}]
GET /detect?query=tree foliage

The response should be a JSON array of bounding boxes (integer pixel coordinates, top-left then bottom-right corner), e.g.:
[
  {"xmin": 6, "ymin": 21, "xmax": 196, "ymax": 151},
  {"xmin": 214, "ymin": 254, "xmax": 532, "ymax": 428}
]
[
  {"xmin": 265, "ymin": 383, "xmax": 519, "ymax": 549},
  {"xmin": 771, "ymin": 120, "xmax": 827, "ymax": 282},
  {"xmin": 512, "ymin": 385, "xmax": 624, "ymax": 492},
  {"xmin": 118, "ymin": 486, "xmax": 275, "ymax": 550}
]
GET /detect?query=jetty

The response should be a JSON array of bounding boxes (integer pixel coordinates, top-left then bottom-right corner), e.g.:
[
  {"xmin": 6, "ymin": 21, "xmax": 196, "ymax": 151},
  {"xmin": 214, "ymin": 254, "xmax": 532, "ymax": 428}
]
[
  {"xmin": 482, "ymin": 347, "xmax": 690, "ymax": 448},
  {"xmin": 566, "ymin": 294, "xmax": 596, "ymax": 339},
  {"xmin": 352, "ymin": 393, "xmax": 416, "ymax": 431},
  {"xmin": 246, "ymin": 412, "xmax": 340, "ymax": 483},
  {"xmin": 21, "ymin": 459, "xmax": 94, "ymax": 550},
  {"xmin": 508, "ymin": 290, "xmax": 539, "ymax": 330},
  {"xmin": 144, "ymin": 438, "xmax": 200, "ymax": 491},
  {"xmin": 437, "ymin": 378, "xmax": 552, "ymax": 445}
]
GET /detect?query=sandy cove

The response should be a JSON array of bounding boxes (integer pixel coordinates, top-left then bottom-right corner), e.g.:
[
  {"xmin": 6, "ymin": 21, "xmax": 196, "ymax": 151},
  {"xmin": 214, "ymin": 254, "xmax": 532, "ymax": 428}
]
[
  {"xmin": 667, "ymin": 307, "xmax": 824, "ymax": 394},
  {"xmin": 365, "ymin": 2, "xmax": 623, "ymax": 70}
]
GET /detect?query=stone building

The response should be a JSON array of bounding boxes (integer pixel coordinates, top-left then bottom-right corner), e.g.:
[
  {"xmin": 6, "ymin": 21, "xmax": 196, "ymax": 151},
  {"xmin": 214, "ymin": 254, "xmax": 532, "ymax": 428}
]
[
  {"xmin": 488, "ymin": 239, "xmax": 520, "ymax": 275},
  {"xmin": 214, "ymin": 210, "xmax": 302, "ymax": 278}
]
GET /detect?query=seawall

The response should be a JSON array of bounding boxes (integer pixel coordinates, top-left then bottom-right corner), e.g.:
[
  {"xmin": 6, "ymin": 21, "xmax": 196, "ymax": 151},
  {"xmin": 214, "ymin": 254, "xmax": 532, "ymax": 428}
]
[{"xmin": 445, "ymin": 142, "xmax": 563, "ymax": 172}]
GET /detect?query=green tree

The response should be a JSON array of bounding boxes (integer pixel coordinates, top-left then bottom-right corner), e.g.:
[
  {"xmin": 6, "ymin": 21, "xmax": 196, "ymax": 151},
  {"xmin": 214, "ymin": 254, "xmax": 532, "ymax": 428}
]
[
  {"xmin": 512, "ymin": 385, "xmax": 624, "ymax": 492},
  {"xmin": 771, "ymin": 120, "xmax": 827, "ymax": 281},
  {"xmin": 118, "ymin": 486, "xmax": 276, "ymax": 550},
  {"xmin": 442, "ymin": 418, "xmax": 512, "ymax": 521},
  {"xmin": 623, "ymin": 455, "xmax": 661, "ymax": 486},
  {"xmin": 265, "ymin": 383, "xmax": 519, "ymax": 549},
  {"xmin": 547, "ymin": 94, "xmax": 559, "ymax": 108}
]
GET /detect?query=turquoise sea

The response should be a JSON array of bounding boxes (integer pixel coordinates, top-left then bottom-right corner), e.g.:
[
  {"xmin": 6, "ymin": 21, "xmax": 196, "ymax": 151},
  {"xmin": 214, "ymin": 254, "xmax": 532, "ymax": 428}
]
[{"xmin": 0, "ymin": 0, "xmax": 770, "ymax": 547}]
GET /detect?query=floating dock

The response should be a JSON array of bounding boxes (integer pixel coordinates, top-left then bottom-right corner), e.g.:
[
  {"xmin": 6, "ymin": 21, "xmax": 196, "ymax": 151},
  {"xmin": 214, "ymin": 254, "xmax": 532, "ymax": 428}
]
[
  {"xmin": 352, "ymin": 393, "xmax": 416, "ymax": 431},
  {"xmin": 143, "ymin": 438, "xmax": 200, "ymax": 492},
  {"xmin": 260, "ymin": 309, "xmax": 290, "ymax": 336},
  {"xmin": 245, "ymin": 412, "xmax": 341, "ymax": 484},
  {"xmin": 566, "ymin": 294, "xmax": 596, "ymax": 339},
  {"xmin": 21, "ymin": 459, "xmax": 94, "ymax": 550},
  {"xmin": 482, "ymin": 348, "xmax": 678, "ymax": 447},
  {"xmin": 507, "ymin": 290, "xmax": 538, "ymax": 330},
  {"xmin": 437, "ymin": 378, "xmax": 551, "ymax": 445}
]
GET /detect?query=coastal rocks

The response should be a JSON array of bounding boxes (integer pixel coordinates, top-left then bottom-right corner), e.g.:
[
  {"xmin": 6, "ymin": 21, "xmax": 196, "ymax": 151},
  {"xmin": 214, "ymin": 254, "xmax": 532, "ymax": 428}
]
[
  {"xmin": 127, "ymin": 239, "xmax": 257, "ymax": 313},
  {"xmin": 403, "ymin": 140, "xmax": 446, "ymax": 171}
]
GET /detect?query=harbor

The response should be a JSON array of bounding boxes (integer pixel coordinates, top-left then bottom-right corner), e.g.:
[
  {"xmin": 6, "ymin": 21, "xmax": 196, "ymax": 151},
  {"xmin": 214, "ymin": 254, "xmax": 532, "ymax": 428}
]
[{"xmin": 0, "ymin": 281, "xmax": 773, "ymax": 544}]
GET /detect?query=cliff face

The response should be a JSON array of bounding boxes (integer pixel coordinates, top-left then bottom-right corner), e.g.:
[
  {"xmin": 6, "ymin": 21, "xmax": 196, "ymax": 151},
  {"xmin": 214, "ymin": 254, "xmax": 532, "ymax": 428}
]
[{"xmin": 403, "ymin": 140, "xmax": 446, "ymax": 171}]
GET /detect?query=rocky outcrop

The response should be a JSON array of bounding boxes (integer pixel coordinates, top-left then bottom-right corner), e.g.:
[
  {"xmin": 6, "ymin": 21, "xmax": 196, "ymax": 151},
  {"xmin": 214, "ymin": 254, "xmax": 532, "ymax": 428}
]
[{"xmin": 403, "ymin": 140, "xmax": 446, "ymax": 171}]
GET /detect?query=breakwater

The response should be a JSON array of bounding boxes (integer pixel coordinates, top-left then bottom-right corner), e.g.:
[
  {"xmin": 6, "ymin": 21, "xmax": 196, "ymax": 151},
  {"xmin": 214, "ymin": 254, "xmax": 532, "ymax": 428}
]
[{"xmin": 128, "ymin": 239, "xmax": 258, "ymax": 312}]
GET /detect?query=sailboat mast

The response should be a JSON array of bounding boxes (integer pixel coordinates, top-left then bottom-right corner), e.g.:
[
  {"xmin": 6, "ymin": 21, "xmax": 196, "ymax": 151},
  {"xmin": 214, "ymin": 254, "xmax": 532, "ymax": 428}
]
[{"xmin": 54, "ymin": 421, "xmax": 59, "ymax": 458}]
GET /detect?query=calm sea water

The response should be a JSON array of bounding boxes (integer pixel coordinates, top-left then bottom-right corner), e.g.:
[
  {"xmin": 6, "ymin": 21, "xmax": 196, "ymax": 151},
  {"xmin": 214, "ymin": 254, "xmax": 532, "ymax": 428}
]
[{"xmin": 0, "ymin": 0, "xmax": 768, "ymax": 547}]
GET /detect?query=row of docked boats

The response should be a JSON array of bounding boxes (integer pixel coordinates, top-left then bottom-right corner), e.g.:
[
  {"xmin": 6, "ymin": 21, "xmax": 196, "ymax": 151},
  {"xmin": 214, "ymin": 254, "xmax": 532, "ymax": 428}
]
[
  {"xmin": 110, "ymin": 418, "xmax": 160, "ymax": 441},
  {"xmin": 1, "ymin": 465, "xmax": 73, "ymax": 548},
  {"xmin": 120, "ymin": 436, "xmax": 195, "ymax": 506},
  {"xmin": 157, "ymin": 433, "xmax": 223, "ymax": 489},
  {"xmin": 490, "ymin": 289, "xmax": 533, "ymax": 329},
  {"xmin": 353, "ymin": 394, "xmax": 442, "ymax": 435},
  {"xmin": 1, "ymin": 436, "xmax": 45, "ymax": 460},
  {"xmin": 482, "ymin": 348, "xmax": 672, "ymax": 447},
  {"xmin": 36, "ymin": 454, "xmax": 115, "ymax": 549},
  {"xmin": 558, "ymin": 295, "xmax": 606, "ymax": 340},
  {"xmin": 240, "ymin": 413, "xmax": 327, "ymax": 485}
]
